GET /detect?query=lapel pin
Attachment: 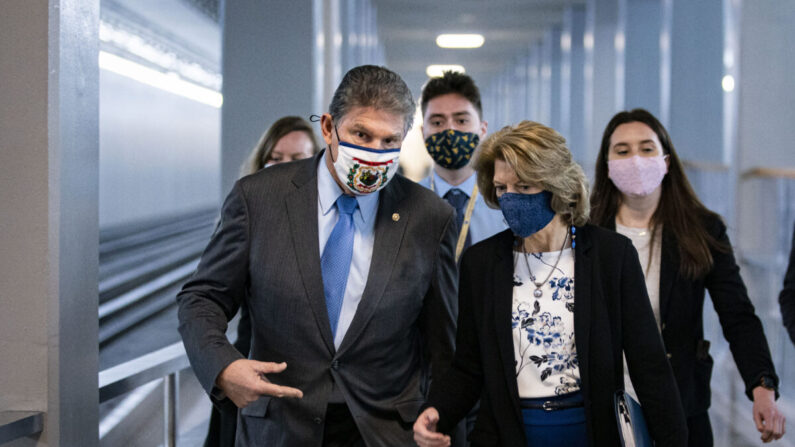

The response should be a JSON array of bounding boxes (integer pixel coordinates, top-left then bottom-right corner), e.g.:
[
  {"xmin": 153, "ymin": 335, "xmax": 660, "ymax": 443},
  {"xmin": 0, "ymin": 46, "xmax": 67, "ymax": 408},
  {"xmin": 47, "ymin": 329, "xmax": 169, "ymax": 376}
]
[{"xmin": 392, "ymin": 213, "xmax": 400, "ymax": 222}]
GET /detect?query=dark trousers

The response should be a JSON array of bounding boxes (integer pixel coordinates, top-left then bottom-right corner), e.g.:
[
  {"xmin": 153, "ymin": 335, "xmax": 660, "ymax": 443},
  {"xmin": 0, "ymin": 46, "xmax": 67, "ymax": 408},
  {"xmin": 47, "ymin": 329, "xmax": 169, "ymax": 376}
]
[
  {"xmin": 204, "ymin": 306, "xmax": 252, "ymax": 447},
  {"xmin": 520, "ymin": 392, "xmax": 587, "ymax": 447},
  {"xmin": 206, "ymin": 402, "xmax": 364, "ymax": 447},
  {"xmin": 687, "ymin": 412, "xmax": 714, "ymax": 447},
  {"xmin": 323, "ymin": 403, "xmax": 365, "ymax": 447},
  {"xmin": 204, "ymin": 399, "xmax": 237, "ymax": 447}
]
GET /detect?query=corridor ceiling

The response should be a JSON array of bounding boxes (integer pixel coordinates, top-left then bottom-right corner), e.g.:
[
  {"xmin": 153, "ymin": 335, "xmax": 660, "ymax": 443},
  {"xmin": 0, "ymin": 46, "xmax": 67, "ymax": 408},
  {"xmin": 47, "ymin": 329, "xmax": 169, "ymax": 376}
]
[{"xmin": 373, "ymin": 0, "xmax": 585, "ymax": 96}]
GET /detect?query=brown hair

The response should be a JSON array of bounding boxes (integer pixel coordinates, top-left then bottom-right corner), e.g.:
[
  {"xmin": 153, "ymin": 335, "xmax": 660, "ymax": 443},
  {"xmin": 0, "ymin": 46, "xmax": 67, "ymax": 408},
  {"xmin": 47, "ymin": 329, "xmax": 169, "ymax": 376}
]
[
  {"xmin": 421, "ymin": 70, "xmax": 483, "ymax": 118},
  {"xmin": 474, "ymin": 120, "xmax": 590, "ymax": 226},
  {"xmin": 590, "ymin": 108, "xmax": 727, "ymax": 279},
  {"xmin": 239, "ymin": 116, "xmax": 319, "ymax": 177}
]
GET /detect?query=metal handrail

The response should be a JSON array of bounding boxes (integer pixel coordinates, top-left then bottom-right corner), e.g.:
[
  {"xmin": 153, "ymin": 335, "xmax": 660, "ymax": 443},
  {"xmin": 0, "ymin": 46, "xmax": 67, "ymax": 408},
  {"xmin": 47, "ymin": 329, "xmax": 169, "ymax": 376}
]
[
  {"xmin": 0, "ymin": 411, "xmax": 44, "ymax": 444},
  {"xmin": 99, "ymin": 341, "xmax": 191, "ymax": 403},
  {"xmin": 98, "ymin": 318, "xmax": 239, "ymax": 446},
  {"xmin": 682, "ymin": 161, "xmax": 795, "ymax": 179},
  {"xmin": 742, "ymin": 166, "xmax": 795, "ymax": 180},
  {"xmin": 681, "ymin": 159, "xmax": 730, "ymax": 172},
  {"xmin": 99, "ymin": 341, "xmax": 190, "ymax": 447}
]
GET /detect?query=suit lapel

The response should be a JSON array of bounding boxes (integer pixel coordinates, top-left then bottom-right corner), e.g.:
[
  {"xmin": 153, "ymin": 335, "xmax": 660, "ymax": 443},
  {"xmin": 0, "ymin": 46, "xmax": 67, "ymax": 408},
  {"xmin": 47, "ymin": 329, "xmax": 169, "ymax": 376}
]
[
  {"xmin": 492, "ymin": 232, "xmax": 523, "ymax": 425},
  {"xmin": 286, "ymin": 153, "xmax": 335, "ymax": 354},
  {"xmin": 336, "ymin": 178, "xmax": 409, "ymax": 355},
  {"xmin": 658, "ymin": 226, "xmax": 677, "ymax": 324},
  {"xmin": 573, "ymin": 227, "xmax": 593, "ymax": 397}
]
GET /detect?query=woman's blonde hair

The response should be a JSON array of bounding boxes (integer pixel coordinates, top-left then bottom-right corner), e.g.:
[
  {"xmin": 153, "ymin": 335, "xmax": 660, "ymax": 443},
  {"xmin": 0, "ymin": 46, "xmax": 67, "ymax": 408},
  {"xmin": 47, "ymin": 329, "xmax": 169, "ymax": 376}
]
[
  {"xmin": 239, "ymin": 116, "xmax": 320, "ymax": 178},
  {"xmin": 473, "ymin": 120, "xmax": 590, "ymax": 226}
]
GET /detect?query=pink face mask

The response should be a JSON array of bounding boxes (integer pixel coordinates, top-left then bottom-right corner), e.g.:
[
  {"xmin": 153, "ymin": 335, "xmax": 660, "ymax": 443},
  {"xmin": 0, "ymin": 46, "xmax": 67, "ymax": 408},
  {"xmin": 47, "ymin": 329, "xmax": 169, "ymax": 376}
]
[{"xmin": 607, "ymin": 155, "xmax": 668, "ymax": 196}]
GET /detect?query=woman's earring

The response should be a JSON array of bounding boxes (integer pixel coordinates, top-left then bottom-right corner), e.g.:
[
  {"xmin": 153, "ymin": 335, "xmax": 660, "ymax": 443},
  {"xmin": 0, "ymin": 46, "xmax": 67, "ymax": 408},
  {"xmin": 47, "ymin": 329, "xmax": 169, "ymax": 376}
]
[{"xmin": 571, "ymin": 225, "xmax": 576, "ymax": 249}]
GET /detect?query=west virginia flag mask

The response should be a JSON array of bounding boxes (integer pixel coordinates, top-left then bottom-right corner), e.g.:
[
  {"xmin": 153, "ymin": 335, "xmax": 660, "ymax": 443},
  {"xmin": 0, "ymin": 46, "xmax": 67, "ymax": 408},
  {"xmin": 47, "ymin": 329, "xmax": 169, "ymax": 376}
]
[
  {"xmin": 424, "ymin": 129, "xmax": 480, "ymax": 170},
  {"xmin": 331, "ymin": 126, "xmax": 400, "ymax": 195}
]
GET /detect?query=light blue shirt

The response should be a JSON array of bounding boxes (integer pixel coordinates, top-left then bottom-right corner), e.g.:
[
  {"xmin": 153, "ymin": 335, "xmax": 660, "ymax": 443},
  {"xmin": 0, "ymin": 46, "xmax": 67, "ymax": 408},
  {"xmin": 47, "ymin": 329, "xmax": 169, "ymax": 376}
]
[
  {"xmin": 317, "ymin": 156, "xmax": 379, "ymax": 349},
  {"xmin": 419, "ymin": 170, "xmax": 507, "ymax": 245}
]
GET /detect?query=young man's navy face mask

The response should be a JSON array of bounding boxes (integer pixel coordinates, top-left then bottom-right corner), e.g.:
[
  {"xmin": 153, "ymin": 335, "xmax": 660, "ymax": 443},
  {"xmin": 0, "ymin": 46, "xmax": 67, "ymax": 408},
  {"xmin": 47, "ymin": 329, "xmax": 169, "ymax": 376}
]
[{"xmin": 424, "ymin": 129, "xmax": 480, "ymax": 170}]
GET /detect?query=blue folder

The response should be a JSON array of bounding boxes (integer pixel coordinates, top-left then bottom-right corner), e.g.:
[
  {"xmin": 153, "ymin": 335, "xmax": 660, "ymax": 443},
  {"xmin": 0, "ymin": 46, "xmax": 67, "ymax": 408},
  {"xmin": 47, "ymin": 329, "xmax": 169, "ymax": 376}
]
[{"xmin": 614, "ymin": 390, "xmax": 653, "ymax": 447}]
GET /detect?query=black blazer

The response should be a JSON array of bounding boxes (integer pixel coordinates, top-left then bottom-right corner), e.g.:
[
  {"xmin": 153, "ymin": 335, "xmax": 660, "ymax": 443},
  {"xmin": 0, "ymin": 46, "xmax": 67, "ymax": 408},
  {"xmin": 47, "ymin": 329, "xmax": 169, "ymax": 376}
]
[
  {"xmin": 780, "ymin": 223, "xmax": 795, "ymax": 345},
  {"xmin": 604, "ymin": 214, "xmax": 779, "ymax": 415},
  {"xmin": 427, "ymin": 226, "xmax": 688, "ymax": 446}
]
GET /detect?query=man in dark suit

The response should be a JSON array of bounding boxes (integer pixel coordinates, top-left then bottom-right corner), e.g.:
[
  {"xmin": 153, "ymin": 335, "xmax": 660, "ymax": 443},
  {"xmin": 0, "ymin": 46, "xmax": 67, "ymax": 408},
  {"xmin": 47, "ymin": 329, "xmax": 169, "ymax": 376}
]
[{"xmin": 177, "ymin": 65, "xmax": 459, "ymax": 446}]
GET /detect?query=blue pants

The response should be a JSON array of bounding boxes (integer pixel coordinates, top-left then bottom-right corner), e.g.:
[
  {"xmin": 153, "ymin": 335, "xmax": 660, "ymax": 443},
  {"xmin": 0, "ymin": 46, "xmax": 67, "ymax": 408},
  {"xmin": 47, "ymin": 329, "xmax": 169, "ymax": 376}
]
[{"xmin": 521, "ymin": 392, "xmax": 588, "ymax": 447}]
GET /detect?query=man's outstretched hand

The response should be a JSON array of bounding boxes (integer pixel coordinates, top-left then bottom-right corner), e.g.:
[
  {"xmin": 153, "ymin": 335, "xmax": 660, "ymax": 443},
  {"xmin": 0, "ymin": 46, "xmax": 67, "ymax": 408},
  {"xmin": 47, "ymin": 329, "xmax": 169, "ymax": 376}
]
[{"xmin": 216, "ymin": 359, "xmax": 303, "ymax": 408}]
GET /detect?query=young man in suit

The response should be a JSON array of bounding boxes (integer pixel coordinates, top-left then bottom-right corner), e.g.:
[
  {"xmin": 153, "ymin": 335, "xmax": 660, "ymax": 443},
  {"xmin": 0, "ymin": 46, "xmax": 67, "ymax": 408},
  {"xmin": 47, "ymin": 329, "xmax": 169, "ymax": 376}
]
[
  {"xmin": 178, "ymin": 65, "xmax": 459, "ymax": 446},
  {"xmin": 419, "ymin": 71, "xmax": 505, "ymax": 446},
  {"xmin": 419, "ymin": 71, "xmax": 507, "ymax": 262}
]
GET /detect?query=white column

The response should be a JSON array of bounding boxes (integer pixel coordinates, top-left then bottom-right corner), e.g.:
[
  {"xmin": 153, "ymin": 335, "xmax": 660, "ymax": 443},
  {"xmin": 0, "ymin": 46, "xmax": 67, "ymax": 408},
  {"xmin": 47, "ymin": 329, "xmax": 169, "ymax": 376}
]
[
  {"xmin": 585, "ymin": 0, "xmax": 625, "ymax": 170},
  {"xmin": 543, "ymin": 26, "xmax": 563, "ymax": 130},
  {"xmin": 560, "ymin": 5, "xmax": 588, "ymax": 164},
  {"xmin": 668, "ymin": 0, "xmax": 724, "ymax": 163},
  {"xmin": 221, "ymin": 0, "xmax": 328, "ymax": 195},
  {"xmin": 1, "ymin": 0, "xmax": 100, "ymax": 445},
  {"xmin": 527, "ymin": 44, "xmax": 542, "ymax": 122},
  {"xmin": 513, "ymin": 55, "xmax": 529, "ymax": 123},
  {"xmin": 624, "ymin": 0, "xmax": 664, "ymax": 116}
]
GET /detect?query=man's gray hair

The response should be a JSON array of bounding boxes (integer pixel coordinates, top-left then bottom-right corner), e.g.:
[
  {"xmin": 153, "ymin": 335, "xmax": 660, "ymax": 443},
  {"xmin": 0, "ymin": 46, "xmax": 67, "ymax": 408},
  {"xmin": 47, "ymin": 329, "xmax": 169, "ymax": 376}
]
[{"xmin": 329, "ymin": 65, "xmax": 416, "ymax": 135}]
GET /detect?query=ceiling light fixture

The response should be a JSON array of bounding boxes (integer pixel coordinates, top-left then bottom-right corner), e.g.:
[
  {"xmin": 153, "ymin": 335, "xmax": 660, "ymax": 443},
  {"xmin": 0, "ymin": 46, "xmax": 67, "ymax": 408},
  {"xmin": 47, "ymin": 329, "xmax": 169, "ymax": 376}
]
[
  {"xmin": 436, "ymin": 34, "xmax": 484, "ymax": 49},
  {"xmin": 426, "ymin": 64, "xmax": 466, "ymax": 78},
  {"xmin": 722, "ymin": 75, "xmax": 735, "ymax": 92},
  {"xmin": 99, "ymin": 51, "xmax": 223, "ymax": 108}
]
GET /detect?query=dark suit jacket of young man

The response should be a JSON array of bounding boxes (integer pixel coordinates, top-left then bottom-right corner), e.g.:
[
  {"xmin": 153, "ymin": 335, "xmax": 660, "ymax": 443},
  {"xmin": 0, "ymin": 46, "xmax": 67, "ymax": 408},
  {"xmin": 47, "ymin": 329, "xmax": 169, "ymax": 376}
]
[
  {"xmin": 604, "ymin": 215, "xmax": 779, "ymax": 416},
  {"xmin": 177, "ymin": 151, "xmax": 459, "ymax": 446},
  {"xmin": 427, "ymin": 226, "xmax": 688, "ymax": 446}
]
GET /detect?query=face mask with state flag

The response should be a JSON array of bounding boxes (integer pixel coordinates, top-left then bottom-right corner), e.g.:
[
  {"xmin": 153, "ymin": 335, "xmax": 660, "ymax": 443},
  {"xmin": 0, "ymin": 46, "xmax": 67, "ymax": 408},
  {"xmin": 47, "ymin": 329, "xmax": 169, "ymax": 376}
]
[{"xmin": 331, "ymin": 125, "xmax": 401, "ymax": 195}]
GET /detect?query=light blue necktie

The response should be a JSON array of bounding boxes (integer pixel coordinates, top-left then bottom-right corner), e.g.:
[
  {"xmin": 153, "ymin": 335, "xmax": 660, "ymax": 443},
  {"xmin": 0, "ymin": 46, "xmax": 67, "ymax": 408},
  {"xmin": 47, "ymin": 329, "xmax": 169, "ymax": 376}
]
[{"xmin": 321, "ymin": 194, "xmax": 358, "ymax": 338}]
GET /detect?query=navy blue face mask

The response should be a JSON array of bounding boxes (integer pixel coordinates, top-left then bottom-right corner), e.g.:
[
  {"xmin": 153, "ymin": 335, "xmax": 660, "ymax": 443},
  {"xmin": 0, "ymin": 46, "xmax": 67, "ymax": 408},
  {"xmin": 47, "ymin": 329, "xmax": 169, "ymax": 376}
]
[{"xmin": 498, "ymin": 191, "xmax": 555, "ymax": 238}]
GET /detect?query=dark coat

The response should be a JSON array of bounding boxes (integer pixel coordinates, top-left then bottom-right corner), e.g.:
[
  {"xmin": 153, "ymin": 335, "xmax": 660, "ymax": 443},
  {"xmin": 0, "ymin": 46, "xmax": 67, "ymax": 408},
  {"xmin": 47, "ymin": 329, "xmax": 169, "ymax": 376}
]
[
  {"xmin": 178, "ymin": 152, "xmax": 459, "ymax": 446},
  {"xmin": 605, "ymin": 214, "xmax": 779, "ymax": 415},
  {"xmin": 427, "ymin": 226, "xmax": 688, "ymax": 446},
  {"xmin": 780, "ymin": 222, "xmax": 795, "ymax": 345}
]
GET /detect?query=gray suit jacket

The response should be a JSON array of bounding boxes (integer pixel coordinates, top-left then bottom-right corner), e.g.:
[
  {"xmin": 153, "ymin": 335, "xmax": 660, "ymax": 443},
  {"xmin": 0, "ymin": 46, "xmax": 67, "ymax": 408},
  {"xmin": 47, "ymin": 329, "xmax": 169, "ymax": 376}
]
[{"xmin": 177, "ymin": 152, "xmax": 459, "ymax": 446}]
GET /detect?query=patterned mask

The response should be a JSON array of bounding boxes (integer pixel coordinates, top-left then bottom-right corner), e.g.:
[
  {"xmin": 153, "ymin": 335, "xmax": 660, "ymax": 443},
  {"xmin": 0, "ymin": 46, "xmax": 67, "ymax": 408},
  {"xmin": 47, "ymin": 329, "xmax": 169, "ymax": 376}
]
[
  {"xmin": 331, "ymin": 126, "xmax": 400, "ymax": 195},
  {"xmin": 424, "ymin": 129, "xmax": 480, "ymax": 170},
  {"xmin": 498, "ymin": 191, "xmax": 556, "ymax": 238},
  {"xmin": 607, "ymin": 155, "xmax": 668, "ymax": 196}
]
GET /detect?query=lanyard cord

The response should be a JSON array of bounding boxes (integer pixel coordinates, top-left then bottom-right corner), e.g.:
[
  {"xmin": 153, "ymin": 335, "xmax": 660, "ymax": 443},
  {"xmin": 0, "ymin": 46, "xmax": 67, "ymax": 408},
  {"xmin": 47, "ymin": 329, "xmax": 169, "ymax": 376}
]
[{"xmin": 430, "ymin": 174, "xmax": 479, "ymax": 262}]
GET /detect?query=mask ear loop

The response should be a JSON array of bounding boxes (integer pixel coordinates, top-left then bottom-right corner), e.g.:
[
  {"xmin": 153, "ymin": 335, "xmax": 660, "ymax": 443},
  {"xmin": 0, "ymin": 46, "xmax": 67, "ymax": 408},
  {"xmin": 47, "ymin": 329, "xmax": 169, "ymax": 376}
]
[
  {"xmin": 310, "ymin": 114, "xmax": 342, "ymax": 162},
  {"xmin": 333, "ymin": 124, "xmax": 342, "ymax": 143}
]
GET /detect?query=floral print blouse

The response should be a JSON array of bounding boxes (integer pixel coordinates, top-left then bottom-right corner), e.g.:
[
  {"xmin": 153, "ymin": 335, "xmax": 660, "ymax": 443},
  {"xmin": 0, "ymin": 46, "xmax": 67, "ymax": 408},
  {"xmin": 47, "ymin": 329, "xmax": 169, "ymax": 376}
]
[{"xmin": 511, "ymin": 248, "xmax": 580, "ymax": 398}]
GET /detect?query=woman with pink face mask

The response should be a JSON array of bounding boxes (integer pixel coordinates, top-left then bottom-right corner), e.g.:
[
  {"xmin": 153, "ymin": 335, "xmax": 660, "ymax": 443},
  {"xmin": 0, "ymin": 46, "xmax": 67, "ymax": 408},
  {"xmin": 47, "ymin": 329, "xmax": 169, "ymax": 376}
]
[{"xmin": 591, "ymin": 109, "xmax": 785, "ymax": 445}]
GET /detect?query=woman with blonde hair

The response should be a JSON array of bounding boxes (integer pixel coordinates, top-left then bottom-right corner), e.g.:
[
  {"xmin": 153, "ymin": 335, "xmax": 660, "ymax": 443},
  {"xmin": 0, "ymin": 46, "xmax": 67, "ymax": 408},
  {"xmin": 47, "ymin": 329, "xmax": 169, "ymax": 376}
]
[
  {"xmin": 239, "ymin": 115, "xmax": 320, "ymax": 177},
  {"xmin": 414, "ymin": 121, "xmax": 687, "ymax": 446}
]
